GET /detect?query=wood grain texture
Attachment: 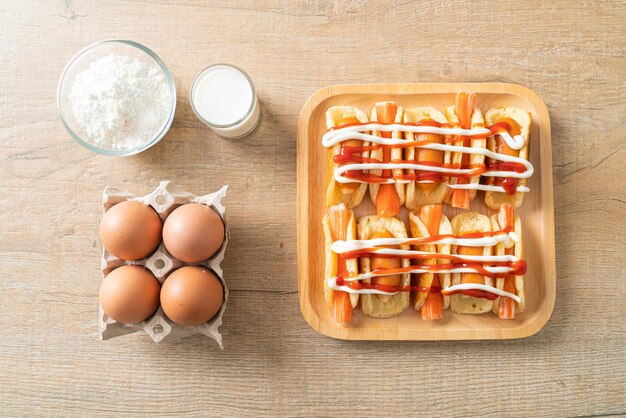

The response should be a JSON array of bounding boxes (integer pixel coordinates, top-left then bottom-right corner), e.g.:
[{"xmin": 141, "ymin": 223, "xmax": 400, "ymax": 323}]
[
  {"xmin": 297, "ymin": 83, "xmax": 556, "ymax": 340},
  {"xmin": 0, "ymin": 0, "xmax": 624, "ymax": 416}
]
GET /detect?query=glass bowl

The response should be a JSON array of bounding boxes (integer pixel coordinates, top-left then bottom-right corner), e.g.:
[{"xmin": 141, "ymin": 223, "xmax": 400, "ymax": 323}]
[{"xmin": 57, "ymin": 40, "xmax": 176, "ymax": 157}]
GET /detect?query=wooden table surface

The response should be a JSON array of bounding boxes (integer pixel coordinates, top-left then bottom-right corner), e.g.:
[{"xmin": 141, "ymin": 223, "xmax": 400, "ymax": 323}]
[{"xmin": 1, "ymin": 1, "xmax": 624, "ymax": 416}]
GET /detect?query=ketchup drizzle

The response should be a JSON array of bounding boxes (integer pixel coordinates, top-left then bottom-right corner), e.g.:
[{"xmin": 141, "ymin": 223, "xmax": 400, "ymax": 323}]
[
  {"xmin": 333, "ymin": 227, "xmax": 526, "ymax": 300},
  {"xmin": 335, "ymin": 273, "xmax": 442, "ymax": 294},
  {"xmin": 330, "ymin": 121, "xmax": 526, "ymax": 191}
]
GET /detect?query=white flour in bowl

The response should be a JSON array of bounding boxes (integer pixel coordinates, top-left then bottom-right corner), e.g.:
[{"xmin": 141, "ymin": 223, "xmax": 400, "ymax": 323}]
[{"xmin": 69, "ymin": 54, "xmax": 172, "ymax": 151}]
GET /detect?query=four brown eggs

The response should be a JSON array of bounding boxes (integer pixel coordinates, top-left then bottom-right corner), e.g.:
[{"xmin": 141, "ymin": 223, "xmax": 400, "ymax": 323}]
[{"xmin": 98, "ymin": 201, "xmax": 225, "ymax": 327}]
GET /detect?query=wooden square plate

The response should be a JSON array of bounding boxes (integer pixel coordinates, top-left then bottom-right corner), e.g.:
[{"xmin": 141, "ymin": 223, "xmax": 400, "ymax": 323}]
[{"xmin": 297, "ymin": 83, "xmax": 555, "ymax": 340}]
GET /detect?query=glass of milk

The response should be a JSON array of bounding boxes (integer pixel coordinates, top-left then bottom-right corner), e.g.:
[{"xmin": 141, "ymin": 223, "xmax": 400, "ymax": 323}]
[{"xmin": 190, "ymin": 64, "xmax": 260, "ymax": 139}]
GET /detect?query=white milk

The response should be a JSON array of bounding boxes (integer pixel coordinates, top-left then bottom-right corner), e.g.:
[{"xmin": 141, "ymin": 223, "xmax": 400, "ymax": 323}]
[{"xmin": 190, "ymin": 64, "xmax": 260, "ymax": 139}]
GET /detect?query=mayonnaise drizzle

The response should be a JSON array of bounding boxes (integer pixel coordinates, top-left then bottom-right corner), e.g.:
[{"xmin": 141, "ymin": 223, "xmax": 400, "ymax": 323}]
[
  {"xmin": 441, "ymin": 283, "xmax": 521, "ymax": 303},
  {"xmin": 327, "ymin": 278, "xmax": 521, "ymax": 302},
  {"xmin": 332, "ymin": 143, "xmax": 534, "ymax": 183},
  {"xmin": 327, "ymin": 277, "xmax": 395, "ymax": 295},
  {"xmin": 500, "ymin": 131, "xmax": 526, "ymax": 150},
  {"xmin": 323, "ymin": 123, "xmax": 532, "ymax": 192},
  {"xmin": 322, "ymin": 123, "xmax": 525, "ymax": 151},
  {"xmin": 328, "ymin": 232, "xmax": 522, "ymax": 297},
  {"xmin": 338, "ymin": 247, "xmax": 519, "ymax": 263},
  {"xmin": 331, "ymin": 232, "xmax": 519, "ymax": 253},
  {"xmin": 448, "ymin": 183, "xmax": 530, "ymax": 193}
]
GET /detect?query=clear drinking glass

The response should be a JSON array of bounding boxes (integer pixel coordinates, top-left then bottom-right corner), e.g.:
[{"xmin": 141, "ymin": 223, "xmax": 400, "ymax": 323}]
[{"xmin": 190, "ymin": 64, "xmax": 260, "ymax": 139}]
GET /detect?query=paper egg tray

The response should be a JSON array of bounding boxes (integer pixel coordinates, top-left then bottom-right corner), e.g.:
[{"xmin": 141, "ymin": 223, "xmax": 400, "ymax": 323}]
[{"xmin": 99, "ymin": 180, "xmax": 229, "ymax": 348}]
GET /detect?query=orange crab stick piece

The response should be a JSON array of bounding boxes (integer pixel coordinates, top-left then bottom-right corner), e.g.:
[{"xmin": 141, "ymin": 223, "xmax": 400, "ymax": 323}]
[
  {"xmin": 499, "ymin": 276, "xmax": 516, "ymax": 319},
  {"xmin": 419, "ymin": 204, "xmax": 444, "ymax": 320},
  {"xmin": 497, "ymin": 204, "xmax": 516, "ymax": 319},
  {"xmin": 328, "ymin": 204, "xmax": 353, "ymax": 323},
  {"xmin": 376, "ymin": 101, "xmax": 398, "ymax": 125},
  {"xmin": 337, "ymin": 116, "xmax": 363, "ymax": 193},
  {"xmin": 499, "ymin": 203, "xmax": 515, "ymax": 230},
  {"xmin": 450, "ymin": 186, "xmax": 471, "ymax": 209},
  {"xmin": 376, "ymin": 183, "xmax": 400, "ymax": 217},
  {"xmin": 421, "ymin": 278, "xmax": 444, "ymax": 321},
  {"xmin": 333, "ymin": 290, "xmax": 352, "ymax": 323},
  {"xmin": 455, "ymin": 91, "xmax": 475, "ymax": 131},
  {"xmin": 374, "ymin": 102, "xmax": 400, "ymax": 217},
  {"xmin": 420, "ymin": 204, "xmax": 443, "ymax": 237},
  {"xmin": 450, "ymin": 92, "xmax": 476, "ymax": 209}
]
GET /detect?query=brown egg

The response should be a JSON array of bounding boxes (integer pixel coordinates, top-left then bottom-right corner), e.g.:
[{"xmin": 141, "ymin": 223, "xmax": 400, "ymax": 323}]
[
  {"xmin": 160, "ymin": 266, "xmax": 223, "ymax": 326},
  {"xmin": 99, "ymin": 200, "xmax": 162, "ymax": 260},
  {"xmin": 99, "ymin": 265, "xmax": 161, "ymax": 324},
  {"xmin": 162, "ymin": 203, "xmax": 225, "ymax": 262}
]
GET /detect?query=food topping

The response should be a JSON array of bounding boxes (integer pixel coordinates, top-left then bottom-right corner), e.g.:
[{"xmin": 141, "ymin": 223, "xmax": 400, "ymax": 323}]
[{"xmin": 322, "ymin": 120, "xmax": 532, "ymax": 195}]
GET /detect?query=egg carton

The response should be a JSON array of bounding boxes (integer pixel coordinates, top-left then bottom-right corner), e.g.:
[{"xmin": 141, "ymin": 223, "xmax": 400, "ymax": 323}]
[{"xmin": 99, "ymin": 180, "xmax": 229, "ymax": 348}]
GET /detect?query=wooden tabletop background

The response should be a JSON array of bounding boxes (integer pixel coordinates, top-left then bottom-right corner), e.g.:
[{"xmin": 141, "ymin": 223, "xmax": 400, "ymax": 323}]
[{"xmin": 1, "ymin": 1, "xmax": 624, "ymax": 416}]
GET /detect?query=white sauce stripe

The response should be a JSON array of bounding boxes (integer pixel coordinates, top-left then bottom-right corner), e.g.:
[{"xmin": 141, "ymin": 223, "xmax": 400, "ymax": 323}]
[
  {"xmin": 441, "ymin": 283, "xmax": 521, "ymax": 303},
  {"xmin": 498, "ymin": 130, "xmax": 525, "ymax": 150},
  {"xmin": 339, "ymin": 248, "xmax": 519, "ymax": 263},
  {"xmin": 322, "ymin": 123, "xmax": 525, "ymax": 150},
  {"xmin": 323, "ymin": 127, "xmax": 487, "ymax": 147},
  {"xmin": 327, "ymin": 278, "xmax": 521, "ymax": 301},
  {"xmin": 324, "ymin": 125, "xmax": 532, "ymax": 193},
  {"xmin": 331, "ymin": 232, "xmax": 517, "ymax": 252},
  {"xmin": 327, "ymin": 277, "xmax": 395, "ymax": 295},
  {"xmin": 332, "ymin": 142, "xmax": 533, "ymax": 181},
  {"xmin": 448, "ymin": 183, "xmax": 530, "ymax": 193}
]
